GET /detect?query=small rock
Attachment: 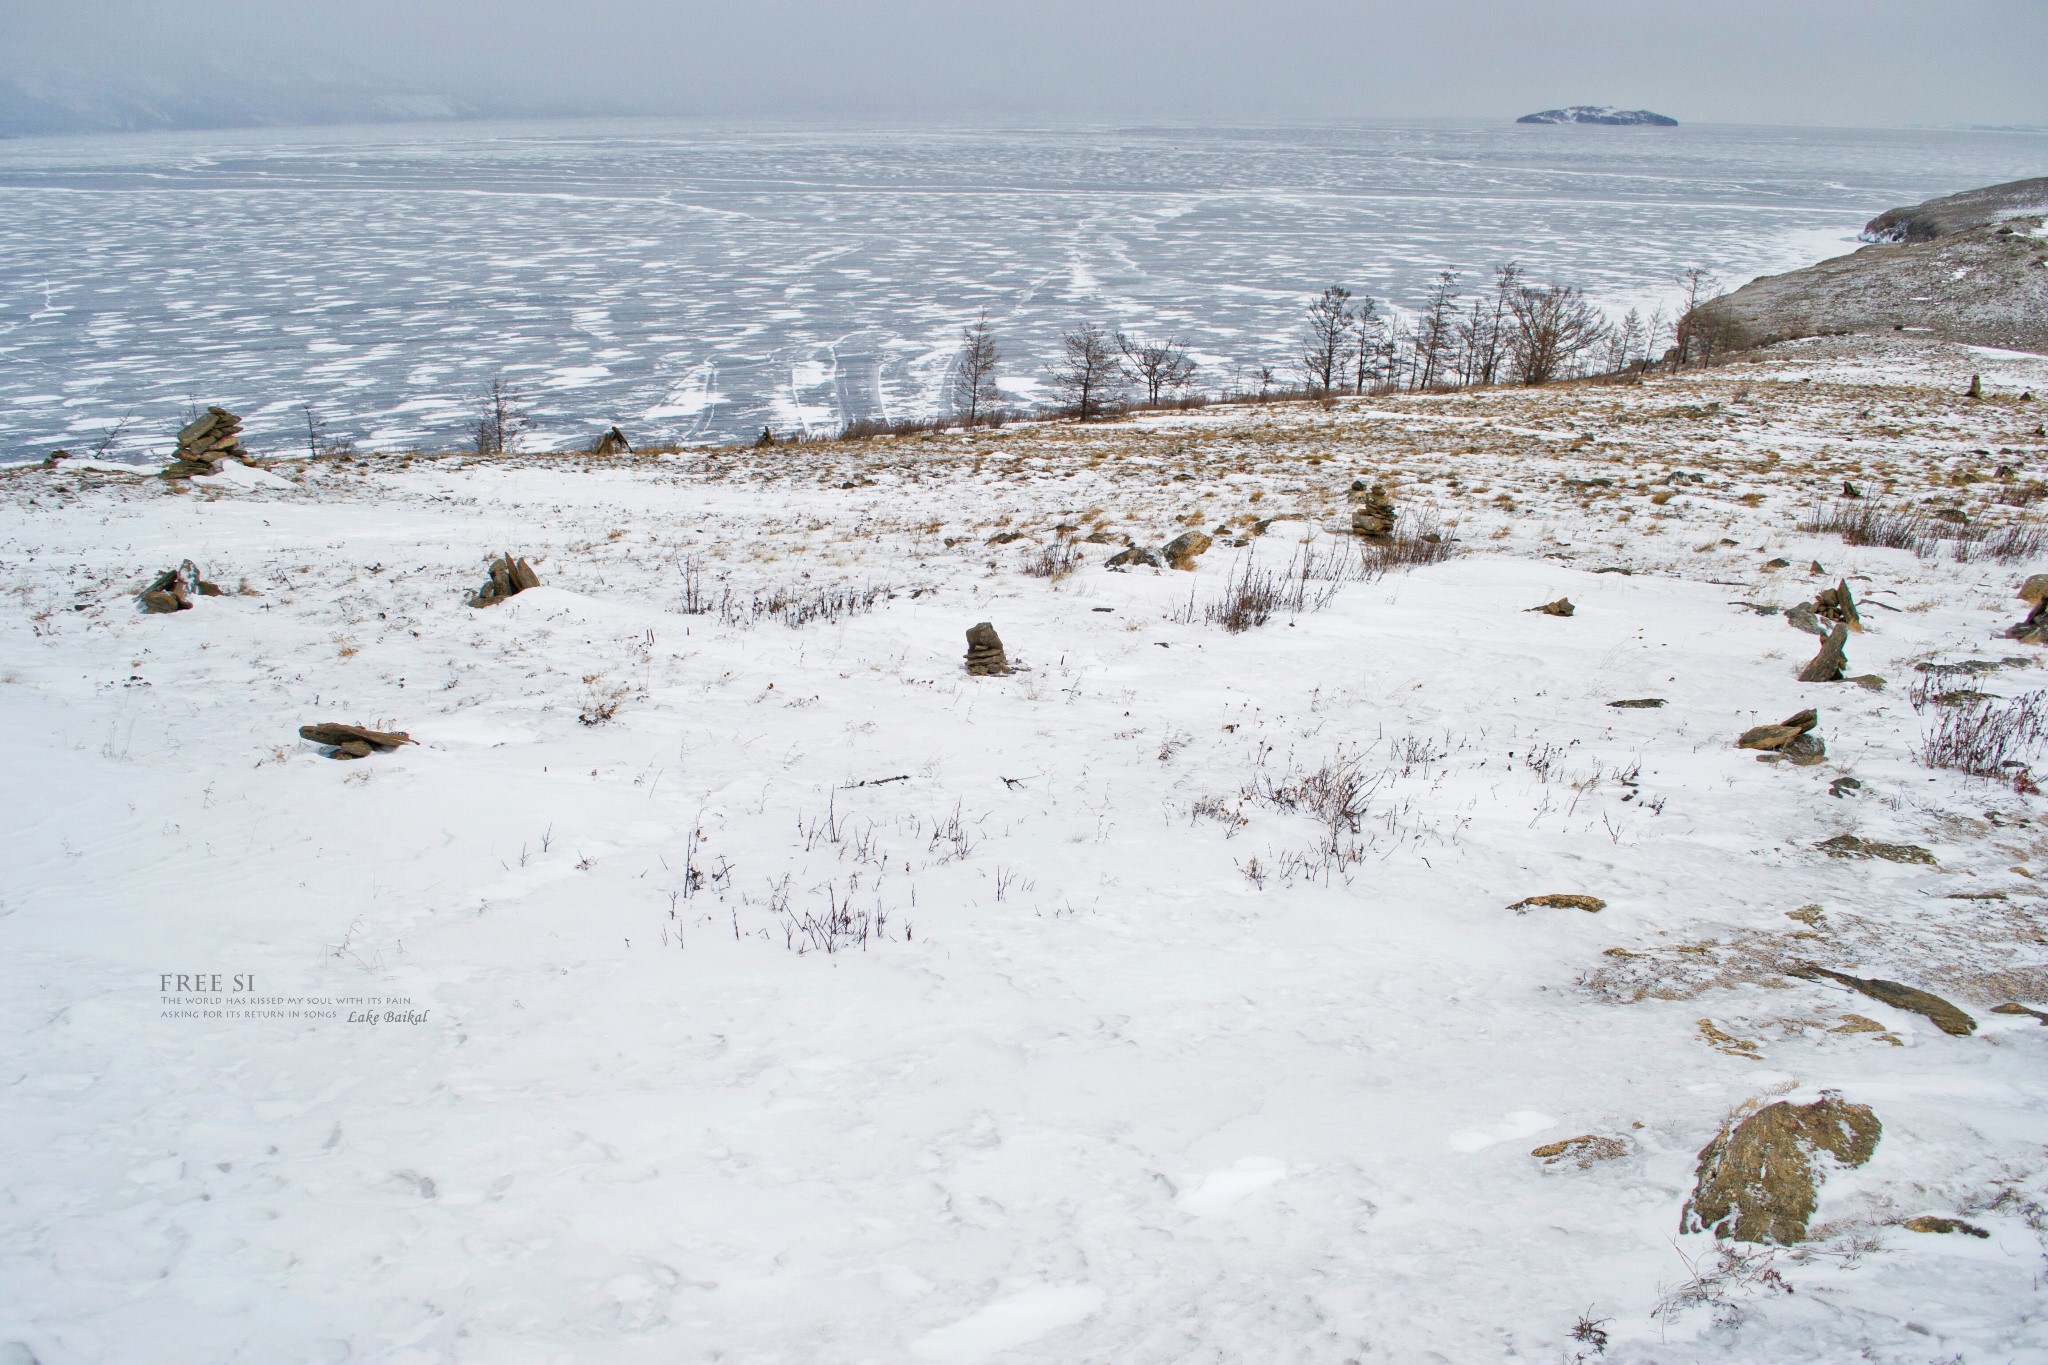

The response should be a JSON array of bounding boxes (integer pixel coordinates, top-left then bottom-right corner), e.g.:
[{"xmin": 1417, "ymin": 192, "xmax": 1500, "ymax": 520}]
[
  {"xmin": 1781, "ymin": 732, "xmax": 1827, "ymax": 765},
  {"xmin": 1785, "ymin": 605, "xmax": 1827, "ymax": 637},
  {"xmin": 1847, "ymin": 674, "xmax": 1886, "ymax": 691},
  {"xmin": 1828, "ymin": 776, "xmax": 1863, "ymax": 798},
  {"xmin": 1531, "ymin": 597, "xmax": 1574, "ymax": 617},
  {"xmin": 986, "ymin": 530, "xmax": 1025, "ymax": 545},
  {"xmin": 1903, "ymin": 1215, "xmax": 1989, "ymax": 1237},
  {"xmin": 1761, "ymin": 557, "xmax": 1790, "ymax": 571},
  {"xmin": 1991, "ymin": 1002, "xmax": 2048, "ymax": 1024},
  {"xmin": 1607, "ymin": 698, "xmax": 1666, "ymax": 709},
  {"xmin": 1531, "ymin": 1134, "xmax": 1630, "ymax": 1168},
  {"xmin": 1681, "ymin": 1093, "xmax": 1881, "ymax": 1244},
  {"xmin": 1508, "ymin": 893, "xmax": 1605, "ymax": 913},
  {"xmin": 964, "ymin": 621, "xmax": 1012, "ymax": 676},
  {"xmin": 1105, "ymin": 545, "xmax": 1161, "ymax": 570},
  {"xmin": 1815, "ymin": 834, "xmax": 1935, "ymax": 865},
  {"xmin": 1161, "ymin": 530, "xmax": 1212, "ymax": 571}
]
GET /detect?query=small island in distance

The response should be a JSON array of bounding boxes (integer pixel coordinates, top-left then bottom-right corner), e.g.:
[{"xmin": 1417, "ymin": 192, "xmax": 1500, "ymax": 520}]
[{"xmin": 1516, "ymin": 106, "xmax": 1678, "ymax": 126}]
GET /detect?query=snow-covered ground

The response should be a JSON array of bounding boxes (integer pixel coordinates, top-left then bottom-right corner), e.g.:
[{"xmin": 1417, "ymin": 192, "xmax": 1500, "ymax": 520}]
[{"xmin": 4, "ymin": 336, "xmax": 2048, "ymax": 1362}]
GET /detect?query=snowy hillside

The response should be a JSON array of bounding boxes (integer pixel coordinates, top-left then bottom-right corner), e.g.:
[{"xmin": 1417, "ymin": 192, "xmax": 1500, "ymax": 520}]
[{"xmin": 4, "ymin": 336, "xmax": 2048, "ymax": 1362}]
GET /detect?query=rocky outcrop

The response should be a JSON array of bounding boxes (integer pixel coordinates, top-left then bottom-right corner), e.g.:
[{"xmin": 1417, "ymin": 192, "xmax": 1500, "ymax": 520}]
[
  {"xmin": 1688, "ymin": 180, "xmax": 2048, "ymax": 356},
  {"xmin": 1516, "ymin": 106, "xmax": 1677, "ymax": 126},
  {"xmin": 1681, "ymin": 1094, "xmax": 1881, "ymax": 1244},
  {"xmin": 1862, "ymin": 177, "xmax": 2048, "ymax": 244}
]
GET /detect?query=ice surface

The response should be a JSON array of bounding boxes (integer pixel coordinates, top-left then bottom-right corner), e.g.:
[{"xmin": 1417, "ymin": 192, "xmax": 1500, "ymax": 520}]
[{"xmin": 3, "ymin": 118, "xmax": 2045, "ymax": 463}]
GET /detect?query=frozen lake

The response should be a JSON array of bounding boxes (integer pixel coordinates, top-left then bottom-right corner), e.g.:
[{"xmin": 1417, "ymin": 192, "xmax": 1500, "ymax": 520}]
[{"xmin": 2, "ymin": 117, "xmax": 2043, "ymax": 460}]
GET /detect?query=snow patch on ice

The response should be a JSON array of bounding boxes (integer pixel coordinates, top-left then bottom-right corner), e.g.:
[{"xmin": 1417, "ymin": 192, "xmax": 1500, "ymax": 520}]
[
  {"xmin": 1175, "ymin": 1157, "xmax": 1290, "ymax": 1216},
  {"xmin": 909, "ymin": 1284, "xmax": 1106, "ymax": 1362}
]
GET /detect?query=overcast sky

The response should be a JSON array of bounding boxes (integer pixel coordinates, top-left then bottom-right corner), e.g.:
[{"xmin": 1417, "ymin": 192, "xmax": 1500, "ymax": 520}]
[{"xmin": 6, "ymin": 0, "xmax": 2046, "ymax": 128}]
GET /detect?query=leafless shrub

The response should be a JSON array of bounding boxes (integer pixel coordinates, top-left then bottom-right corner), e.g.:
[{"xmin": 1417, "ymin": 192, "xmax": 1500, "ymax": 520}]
[
  {"xmin": 1803, "ymin": 499, "xmax": 2042, "ymax": 563},
  {"xmin": 707, "ymin": 581, "xmax": 893, "ymax": 629},
  {"xmin": 1956, "ymin": 520, "xmax": 2048, "ymax": 564},
  {"xmin": 763, "ymin": 873, "xmax": 906, "ymax": 954},
  {"xmin": 1199, "ymin": 551, "xmax": 1347, "ymax": 633},
  {"xmin": 1651, "ymin": 1243, "xmax": 1791, "ymax": 1329},
  {"xmin": 1021, "ymin": 538, "xmax": 1081, "ymax": 581},
  {"xmin": 1916, "ymin": 685, "xmax": 2048, "ymax": 777},
  {"xmin": 473, "ymin": 376, "xmax": 526, "ymax": 456},
  {"xmin": 1246, "ymin": 750, "xmax": 1380, "ymax": 857},
  {"xmin": 578, "ymin": 673, "xmax": 628, "ymax": 726},
  {"xmin": 1357, "ymin": 509, "xmax": 1456, "ymax": 575},
  {"xmin": 1803, "ymin": 498, "xmax": 1936, "ymax": 552}
]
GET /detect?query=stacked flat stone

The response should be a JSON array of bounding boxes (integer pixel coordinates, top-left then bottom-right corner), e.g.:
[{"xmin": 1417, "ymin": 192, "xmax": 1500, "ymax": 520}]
[
  {"xmin": 965, "ymin": 622, "xmax": 1012, "ymax": 676},
  {"xmin": 138, "ymin": 559, "xmax": 223, "ymax": 613},
  {"xmin": 1349, "ymin": 480, "xmax": 1395, "ymax": 540},
  {"xmin": 163, "ymin": 407, "xmax": 248, "ymax": 478},
  {"xmin": 469, "ymin": 551, "xmax": 542, "ymax": 607}
]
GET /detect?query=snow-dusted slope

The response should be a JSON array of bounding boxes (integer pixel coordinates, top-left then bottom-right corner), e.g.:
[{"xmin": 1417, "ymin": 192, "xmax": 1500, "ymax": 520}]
[{"xmin": 3, "ymin": 337, "xmax": 2047, "ymax": 1363}]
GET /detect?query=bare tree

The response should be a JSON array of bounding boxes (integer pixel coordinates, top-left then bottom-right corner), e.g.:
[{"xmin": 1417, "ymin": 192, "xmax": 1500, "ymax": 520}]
[
  {"xmin": 1049, "ymin": 323, "xmax": 1126, "ymax": 419},
  {"xmin": 1347, "ymin": 297, "xmax": 1384, "ymax": 394},
  {"xmin": 1116, "ymin": 332, "xmax": 1198, "ymax": 405},
  {"xmin": 1412, "ymin": 270, "xmax": 1461, "ymax": 390},
  {"xmin": 1297, "ymin": 285, "xmax": 1356, "ymax": 393},
  {"xmin": 1605, "ymin": 308, "xmax": 1647, "ymax": 374},
  {"xmin": 1505, "ymin": 283, "xmax": 1610, "ymax": 386},
  {"xmin": 474, "ymin": 376, "xmax": 527, "ymax": 455},
  {"xmin": 1672, "ymin": 267, "xmax": 1723, "ymax": 368},
  {"xmin": 946, "ymin": 313, "xmax": 1002, "ymax": 427}
]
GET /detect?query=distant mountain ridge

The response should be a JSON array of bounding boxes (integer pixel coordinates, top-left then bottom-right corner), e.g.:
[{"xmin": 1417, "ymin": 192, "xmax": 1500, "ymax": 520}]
[
  {"xmin": 1516, "ymin": 106, "xmax": 1677, "ymax": 126},
  {"xmin": 0, "ymin": 65, "xmax": 608, "ymax": 138}
]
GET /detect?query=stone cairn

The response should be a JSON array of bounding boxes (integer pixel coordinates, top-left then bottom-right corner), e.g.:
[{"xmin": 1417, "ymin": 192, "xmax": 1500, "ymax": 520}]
[
  {"xmin": 299, "ymin": 723, "xmax": 416, "ymax": 761},
  {"xmin": 1812, "ymin": 579, "xmax": 1862, "ymax": 632},
  {"xmin": 469, "ymin": 551, "xmax": 541, "ymax": 607},
  {"xmin": 138, "ymin": 560, "xmax": 223, "ymax": 613},
  {"xmin": 1349, "ymin": 480, "xmax": 1396, "ymax": 541},
  {"xmin": 163, "ymin": 407, "xmax": 249, "ymax": 478},
  {"xmin": 965, "ymin": 622, "xmax": 1012, "ymax": 676}
]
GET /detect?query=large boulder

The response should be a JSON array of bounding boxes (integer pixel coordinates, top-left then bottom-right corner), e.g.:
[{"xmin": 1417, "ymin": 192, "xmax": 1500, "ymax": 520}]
[{"xmin": 1681, "ymin": 1094, "xmax": 1881, "ymax": 1244}]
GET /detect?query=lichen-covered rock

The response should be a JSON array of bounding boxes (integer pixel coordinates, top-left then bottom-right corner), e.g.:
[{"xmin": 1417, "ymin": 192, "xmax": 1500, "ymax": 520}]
[
  {"xmin": 1161, "ymin": 531, "xmax": 1212, "ymax": 571},
  {"xmin": 1815, "ymin": 834, "xmax": 1935, "ymax": 865},
  {"xmin": 1736, "ymin": 708, "xmax": 1818, "ymax": 752},
  {"xmin": 1792, "ymin": 966, "xmax": 1977, "ymax": 1036},
  {"xmin": 1105, "ymin": 545, "xmax": 1161, "ymax": 570},
  {"xmin": 1681, "ymin": 1093, "xmax": 1881, "ymax": 1244},
  {"xmin": 1508, "ymin": 893, "xmax": 1605, "ymax": 913},
  {"xmin": 298, "ymin": 723, "xmax": 416, "ymax": 759},
  {"xmin": 1531, "ymin": 1134, "xmax": 1630, "ymax": 1168}
]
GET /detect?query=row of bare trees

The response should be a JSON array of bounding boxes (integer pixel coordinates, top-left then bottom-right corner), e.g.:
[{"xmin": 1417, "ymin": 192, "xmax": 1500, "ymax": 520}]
[
  {"xmin": 938, "ymin": 264, "xmax": 1727, "ymax": 427},
  {"xmin": 1287, "ymin": 265, "xmax": 1710, "ymax": 396},
  {"xmin": 947, "ymin": 313, "xmax": 1202, "ymax": 422}
]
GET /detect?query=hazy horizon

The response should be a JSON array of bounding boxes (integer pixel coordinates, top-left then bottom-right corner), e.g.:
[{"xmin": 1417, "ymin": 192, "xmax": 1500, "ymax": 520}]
[{"xmin": 3, "ymin": 0, "xmax": 2044, "ymax": 137}]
